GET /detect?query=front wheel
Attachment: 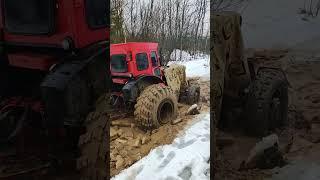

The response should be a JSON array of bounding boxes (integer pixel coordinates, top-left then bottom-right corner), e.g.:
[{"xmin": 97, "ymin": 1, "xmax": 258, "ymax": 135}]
[
  {"xmin": 245, "ymin": 69, "xmax": 288, "ymax": 137},
  {"xmin": 134, "ymin": 84, "xmax": 178, "ymax": 129}
]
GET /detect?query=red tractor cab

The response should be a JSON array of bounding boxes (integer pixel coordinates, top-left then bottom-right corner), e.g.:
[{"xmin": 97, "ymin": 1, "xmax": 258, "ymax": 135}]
[
  {"xmin": 0, "ymin": 0, "xmax": 108, "ymax": 71},
  {"xmin": 0, "ymin": 0, "xmax": 110, "ymax": 178},
  {"xmin": 110, "ymin": 42, "xmax": 162, "ymax": 84},
  {"xmin": 110, "ymin": 42, "xmax": 165, "ymax": 105},
  {"xmin": 0, "ymin": 0, "xmax": 109, "ymax": 127},
  {"xmin": 109, "ymin": 42, "xmax": 201, "ymax": 130}
]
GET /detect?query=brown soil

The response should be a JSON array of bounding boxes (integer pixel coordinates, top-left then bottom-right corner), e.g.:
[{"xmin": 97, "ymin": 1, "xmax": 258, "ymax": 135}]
[
  {"xmin": 215, "ymin": 49, "xmax": 320, "ymax": 179},
  {"xmin": 110, "ymin": 78, "xmax": 210, "ymax": 177}
]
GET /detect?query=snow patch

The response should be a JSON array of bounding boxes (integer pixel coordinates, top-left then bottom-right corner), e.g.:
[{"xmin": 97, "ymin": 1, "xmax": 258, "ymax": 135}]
[
  {"xmin": 112, "ymin": 113, "xmax": 210, "ymax": 180},
  {"xmin": 170, "ymin": 49, "xmax": 192, "ymax": 62},
  {"xmin": 168, "ymin": 50, "xmax": 210, "ymax": 79},
  {"xmin": 240, "ymin": 0, "xmax": 320, "ymax": 49},
  {"xmin": 170, "ymin": 58, "xmax": 210, "ymax": 79}
]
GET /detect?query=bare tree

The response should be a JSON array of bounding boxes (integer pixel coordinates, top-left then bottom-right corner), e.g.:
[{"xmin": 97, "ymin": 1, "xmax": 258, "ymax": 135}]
[
  {"xmin": 212, "ymin": 0, "xmax": 246, "ymax": 12},
  {"xmin": 111, "ymin": 0, "xmax": 125, "ymax": 43},
  {"xmin": 299, "ymin": 0, "xmax": 320, "ymax": 17},
  {"xmin": 111, "ymin": 0, "xmax": 210, "ymax": 62}
]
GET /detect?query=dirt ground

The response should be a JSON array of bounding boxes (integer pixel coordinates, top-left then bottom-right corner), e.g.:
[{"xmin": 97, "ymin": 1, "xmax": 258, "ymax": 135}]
[
  {"xmin": 0, "ymin": 78, "xmax": 209, "ymax": 180},
  {"xmin": 110, "ymin": 78, "xmax": 210, "ymax": 177},
  {"xmin": 41, "ymin": 78, "xmax": 209, "ymax": 180},
  {"xmin": 215, "ymin": 49, "xmax": 320, "ymax": 180}
]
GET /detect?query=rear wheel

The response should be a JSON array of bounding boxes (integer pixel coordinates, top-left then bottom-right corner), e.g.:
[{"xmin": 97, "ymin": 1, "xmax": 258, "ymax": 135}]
[
  {"xmin": 179, "ymin": 81, "xmax": 201, "ymax": 105},
  {"xmin": 134, "ymin": 84, "xmax": 178, "ymax": 129},
  {"xmin": 77, "ymin": 95, "xmax": 109, "ymax": 180},
  {"xmin": 185, "ymin": 84, "xmax": 201, "ymax": 105},
  {"xmin": 245, "ymin": 69, "xmax": 288, "ymax": 137}
]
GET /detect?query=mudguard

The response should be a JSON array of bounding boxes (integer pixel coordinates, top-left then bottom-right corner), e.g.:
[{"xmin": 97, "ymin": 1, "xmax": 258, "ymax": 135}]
[
  {"xmin": 41, "ymin": 47, "xmax": 111, "ymax": 127},
  {"xmin": 122, "ymin": 75, "xmax": 164, "ymax": 102}
]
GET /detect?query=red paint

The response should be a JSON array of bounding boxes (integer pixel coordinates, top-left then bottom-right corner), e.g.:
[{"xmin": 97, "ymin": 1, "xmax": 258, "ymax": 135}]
[
  {"xmin": 0, "ymin": 0, "xmax": 108, "ymax": 49},
  {"xmin": 112, "ymin": 78, "xmax": 128, "ymax": 84},
  {"xmin": 110, "ymin": 42, "xmax": 162, "ymax": 84},
  {"xmin": 8, "ymin": 53, "xmax": 57, "ymax": 71},
  {"xmin": 0, "ymin": 0, "xmax": 109, "ymax": 70}
]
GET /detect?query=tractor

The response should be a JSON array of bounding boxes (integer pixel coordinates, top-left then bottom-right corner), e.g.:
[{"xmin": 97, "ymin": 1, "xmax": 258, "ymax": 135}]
[
  {"xmin": 0, "ymin": 0, "xmax": 110, "ymax": 179},
  {"xmin": 212, "ymin": 12, "xmax": 289, "ymax": 137},
  {"xmin": 110, "ymin": 42, "xmax": 201, "ymax": 129}
]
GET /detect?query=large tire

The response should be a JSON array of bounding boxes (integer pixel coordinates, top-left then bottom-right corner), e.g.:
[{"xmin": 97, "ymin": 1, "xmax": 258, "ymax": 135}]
[
  {"xmin": 77, "ymin": 96, "xmax": 109, "ymax": 180},
  {"xmin": 179, "ymin": 81, "xmax": 201, "ymax": 105},
  {"xmin": 245, "ymin": 69, "xmax": 288, "ymax": 137},
  {"xmin": 134, "ymin": 84, "xmax": 178, "ymax": 129},
  {"xmin": 185, "ymin": 84, "xmax": 201, "ymax": 105}
]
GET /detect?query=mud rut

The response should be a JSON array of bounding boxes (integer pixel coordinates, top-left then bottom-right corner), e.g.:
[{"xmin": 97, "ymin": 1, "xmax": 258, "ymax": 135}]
[{"xmin": 215, "ymin": 49, "xmax": 320, "ymax": 180}]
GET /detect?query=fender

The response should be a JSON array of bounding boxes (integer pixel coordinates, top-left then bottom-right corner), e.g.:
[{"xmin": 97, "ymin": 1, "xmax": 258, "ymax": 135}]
[
  {"xmin": 40, "ymin": 45, "xmax": 110, "ymax": 127},
  {"xmin": 41, "ymin": 44, "xmax": 109, "ymax": 91},
  {"xmin": 122, "ymin": 75, "xmax": 164, "ymax": 102},
  {"xmin": 40, "ymin": 58, "xmax": 89, "ymax": 128}
]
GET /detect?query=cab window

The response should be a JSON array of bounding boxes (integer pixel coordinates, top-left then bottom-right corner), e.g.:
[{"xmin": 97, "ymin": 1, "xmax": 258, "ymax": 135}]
[
  {"xmin": 136, "ymin": 53, "xmax": 149, "ymax": 71},
  {"xmin": 111, "ymin": 54, "xmax": 127, "ymax": 73},
  {"xmin": 85, "ymin": 0, "xmax": 109, "ymax": 28},
  {"xmin": 151, "ymin": 51, "xmax": 158, "ymax": 67}
]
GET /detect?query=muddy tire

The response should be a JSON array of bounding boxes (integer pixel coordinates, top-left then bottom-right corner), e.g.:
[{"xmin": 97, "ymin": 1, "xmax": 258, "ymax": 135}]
[
  {"xmin": 245, "ymin": 69, "xmax": 288, "ymax": 137},
  {"xmin": 77, "ymin": 96, "xmax": 109, "ymax": 180},
  {"xmin": 134, "ymin": 84, "xmax": 178, "ymax": 129}
]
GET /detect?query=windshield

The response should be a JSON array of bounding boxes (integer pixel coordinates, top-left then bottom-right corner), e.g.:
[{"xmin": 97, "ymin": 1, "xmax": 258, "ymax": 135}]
[
  {"xmin": 86, "ymin": 0, "xmax": 109, "ymax": 28},
  {"xmin": 3, "ymin": 0, "xmax": 55, "ymax": 35},
  {"xmin": 111, "ymin": 54, "xmax": 127, "ymax": 73}
]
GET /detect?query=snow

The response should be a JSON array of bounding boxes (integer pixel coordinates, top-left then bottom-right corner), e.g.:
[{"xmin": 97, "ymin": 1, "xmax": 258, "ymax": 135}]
[
  {"xmin": 111, "ymin": 113, "xmax": 210, "ymax": 180},
  {"xmin": 168, "ymin": 50, "xmax": 210, "ymax": 79},
  {"xmin": 170, "ymin": 49, "xmax": 193, "ymax": 62},
  {"xmin": 238, "ymin": 0, "xmax": 320, "ymax": 50}
]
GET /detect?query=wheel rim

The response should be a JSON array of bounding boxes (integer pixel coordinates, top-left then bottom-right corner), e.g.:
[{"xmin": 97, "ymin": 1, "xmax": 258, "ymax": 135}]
[{"xmin": 157, "ymin": 99, "xmax": 174, "ymax": 125}]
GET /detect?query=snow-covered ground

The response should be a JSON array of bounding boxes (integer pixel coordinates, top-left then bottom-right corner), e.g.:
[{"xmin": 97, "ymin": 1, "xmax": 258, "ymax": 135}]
[
  {"xmin": 112, "ymin": 113, "xmax": 210, "ymax": 180},
  {"xmin": 168, "ymin": 50, "xmax": 210, "ymax": 79},
  {"xmin": 237, "ymin": 0, "xmax": 320, "ymax": 50},
  {"xmin": 170, "ymin": 49, "xmax": 193, "ymax": 62}
]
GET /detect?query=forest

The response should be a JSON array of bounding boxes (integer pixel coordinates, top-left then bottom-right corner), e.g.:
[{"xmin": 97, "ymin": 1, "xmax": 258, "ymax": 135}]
[{"xmin": 111, "ymin": 0, "xmax": 210, "ymax": 63}]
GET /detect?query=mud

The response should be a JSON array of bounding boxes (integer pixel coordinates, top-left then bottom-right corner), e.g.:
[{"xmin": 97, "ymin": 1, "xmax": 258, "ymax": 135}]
[
  {"xmin": 163, "ymin": 64, "xmax": 188, "ymax": 98},
  {"xmin": 110, "ymin": 78, "xmax": 210, "ymax": 177},
  {"xmin": 215, "ymin": 49, "xmax": 320, "ymax": 180}
]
